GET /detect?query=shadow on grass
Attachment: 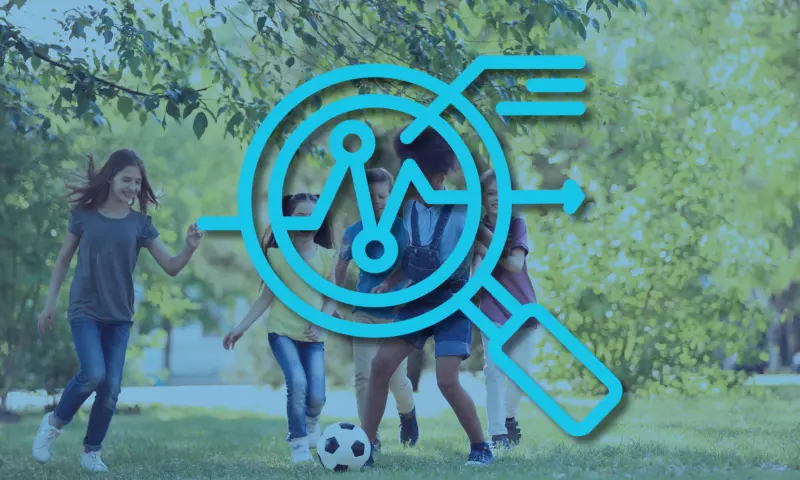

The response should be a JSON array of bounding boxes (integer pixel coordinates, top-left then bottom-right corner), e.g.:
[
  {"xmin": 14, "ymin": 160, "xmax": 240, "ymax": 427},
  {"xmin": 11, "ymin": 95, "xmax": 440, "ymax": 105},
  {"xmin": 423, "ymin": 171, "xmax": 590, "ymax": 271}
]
[{"xmin": 571, "ymin": 393, "xmax": 632, "ymax": 445}]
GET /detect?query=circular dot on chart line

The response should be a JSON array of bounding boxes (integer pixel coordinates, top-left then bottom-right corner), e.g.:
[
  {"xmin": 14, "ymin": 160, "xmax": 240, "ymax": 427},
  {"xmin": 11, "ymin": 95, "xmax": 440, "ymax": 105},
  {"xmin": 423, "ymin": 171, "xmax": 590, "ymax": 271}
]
[{"xmin": 328, "ymin": 119, "xmax": 376, "ymax": 166}]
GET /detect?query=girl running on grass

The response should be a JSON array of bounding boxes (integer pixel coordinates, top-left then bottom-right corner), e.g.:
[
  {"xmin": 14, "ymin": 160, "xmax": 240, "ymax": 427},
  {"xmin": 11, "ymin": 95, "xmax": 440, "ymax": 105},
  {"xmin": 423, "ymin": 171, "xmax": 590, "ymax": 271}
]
[
  {"xmin": 32, "ymin": 149, "xmax": 204, "ymax": 473},
  {"xmin": 222, "ymin": 192, "xmax": 338, "ymax": 465},
  {"xmin": 473, "ymin": 168, "xmax": 539, "ymax": 451}
]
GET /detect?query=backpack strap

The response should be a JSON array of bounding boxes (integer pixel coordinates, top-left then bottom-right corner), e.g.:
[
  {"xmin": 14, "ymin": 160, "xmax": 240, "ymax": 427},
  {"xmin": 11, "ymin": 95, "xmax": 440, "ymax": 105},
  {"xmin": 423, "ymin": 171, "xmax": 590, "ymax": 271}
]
[
  {"xmin": 409, "ymin": 201, "xmax": 421, "ymax": 247},
  {"xmin": 430, "ymin": 204, "xmax": 453, "ymax": 250}
]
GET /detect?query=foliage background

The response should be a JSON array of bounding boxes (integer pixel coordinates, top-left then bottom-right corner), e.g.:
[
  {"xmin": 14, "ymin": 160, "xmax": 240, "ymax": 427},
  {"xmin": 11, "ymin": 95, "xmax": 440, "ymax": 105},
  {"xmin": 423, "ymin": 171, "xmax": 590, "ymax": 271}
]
[{"xmin": 1, "ymin": 0, "xmax": 799, "ymax": 405}]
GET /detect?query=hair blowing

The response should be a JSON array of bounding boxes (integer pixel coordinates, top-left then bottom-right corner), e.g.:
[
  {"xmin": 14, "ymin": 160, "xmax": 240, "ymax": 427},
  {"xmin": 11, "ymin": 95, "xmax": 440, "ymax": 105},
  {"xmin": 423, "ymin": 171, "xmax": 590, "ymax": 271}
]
[
  {"xmin": 260, "ymin": 193, "xmax": 334, "ymax": 257},
  {"xmin": 66, "ymin": 149, "xmax": 159, "ymax": 214}
]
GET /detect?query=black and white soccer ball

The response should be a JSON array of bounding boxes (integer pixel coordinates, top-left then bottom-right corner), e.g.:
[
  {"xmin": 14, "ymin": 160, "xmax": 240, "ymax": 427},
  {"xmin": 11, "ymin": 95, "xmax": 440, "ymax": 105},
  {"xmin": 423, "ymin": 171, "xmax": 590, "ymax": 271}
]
[{"xmin": 316, "ymin": 422, "xmax": 371, "ymax": 472}]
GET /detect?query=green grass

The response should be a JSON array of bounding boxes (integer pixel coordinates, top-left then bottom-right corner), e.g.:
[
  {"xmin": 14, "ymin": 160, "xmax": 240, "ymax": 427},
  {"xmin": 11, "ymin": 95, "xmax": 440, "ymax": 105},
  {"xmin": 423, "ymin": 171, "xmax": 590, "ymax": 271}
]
[{"xmin": 2, "ymin": 391, "xmax": 799, "ymax": 479}]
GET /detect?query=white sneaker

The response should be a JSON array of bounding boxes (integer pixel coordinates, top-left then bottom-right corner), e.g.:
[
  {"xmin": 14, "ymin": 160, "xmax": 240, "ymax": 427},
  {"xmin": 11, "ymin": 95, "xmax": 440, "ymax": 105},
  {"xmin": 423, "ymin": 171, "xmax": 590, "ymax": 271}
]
[
  {"xmin": 306, "ymin": 416, "xmax": 321, "ymax": 449},
  {"xmin": 289, "ymin": 437, "xmax": 314, "ymax": 464},
  {"xmin": 32, "ymin": 413, "xmax": 63, "ymax": 463},
  {"xmin": 81, "ymin": 450, "xmax": 109, "ymax": 472}
]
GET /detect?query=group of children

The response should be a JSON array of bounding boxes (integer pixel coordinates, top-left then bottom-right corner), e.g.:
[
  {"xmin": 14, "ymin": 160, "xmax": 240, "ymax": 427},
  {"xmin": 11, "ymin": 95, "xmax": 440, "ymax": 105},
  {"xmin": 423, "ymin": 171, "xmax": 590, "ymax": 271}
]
[{"xmin": 31, "ymin": 125, "xmax": 539, "ymax": 473}]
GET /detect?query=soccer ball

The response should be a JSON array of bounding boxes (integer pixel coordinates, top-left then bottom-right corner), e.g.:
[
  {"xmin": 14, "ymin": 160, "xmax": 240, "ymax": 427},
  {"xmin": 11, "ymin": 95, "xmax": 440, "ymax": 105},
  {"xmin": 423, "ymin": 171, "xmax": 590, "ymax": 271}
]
[{"xmin": 316, "ymin": 422, "xmax": 371, "ymax": 472}]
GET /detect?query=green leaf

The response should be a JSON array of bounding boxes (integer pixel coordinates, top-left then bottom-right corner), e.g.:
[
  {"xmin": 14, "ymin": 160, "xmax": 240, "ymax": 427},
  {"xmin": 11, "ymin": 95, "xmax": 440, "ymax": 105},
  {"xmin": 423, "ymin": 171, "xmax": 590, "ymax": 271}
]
[
  {"xmin": 59, "ymin": 88, "xmax": 73, "ymax": 101},
  {"xmin": 139, "ymin": 110, "xmax": 148, "ymax": 125},
  {"xmin": 70, "ymin": 21, "xmax": 85, "ymax": 39},
  {"xmin": 166, "ymin": 100, "xmax": 181, "ymax": 121},
  {"xmin": 333, "ymin": 43, "xmax": 346, "ymax": 59},
  {"xmin": 525, "ymin": 14, "xmax": 536, "ymax": 31},
  {"xmin": 286, "ymin": 56, "xmax": 295, "ymax": 67},
  {"xmin": 257, "ymin": 16, "xmax": 267, "ymax": 31},
  {"xmin": 201, "ymin": 29, "xmax": 213, "ymax": 50},
  {"xmin": 143, "ymin": 96, "xmax": 160, "ymax": 111},
  {"xmin": 303, "ymin": 33, "xmax": 317, "ymax": 47},
  {"xmin": 226, "ymin": 111, "xmax": 244, "ymax": 136},
  {"xmin": 117, "ymin": 96, "xmax": 133, "ymax": 117},
  {"xmin": 193, "ymin": 112, "xmax": 208, "ymax": 139},
  {"xmin": 183, "ymin": 103, "xmax": 198, "ymax": 119},
  {"xmin": 30, "ymin": 56, "xmax": 41, "ymax": 70}
]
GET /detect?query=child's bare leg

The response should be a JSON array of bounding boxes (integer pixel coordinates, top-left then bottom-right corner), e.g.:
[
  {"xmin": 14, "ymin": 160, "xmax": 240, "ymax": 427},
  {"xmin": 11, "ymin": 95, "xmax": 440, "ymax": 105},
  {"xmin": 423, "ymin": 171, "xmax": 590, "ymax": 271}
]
[
  {"xmin": 361, "ymin": 338, "xmax": 415, "ymax": 443},
  {"xmin": 436, "ymin": 355, "xmax": 485, "ymax": 444}
]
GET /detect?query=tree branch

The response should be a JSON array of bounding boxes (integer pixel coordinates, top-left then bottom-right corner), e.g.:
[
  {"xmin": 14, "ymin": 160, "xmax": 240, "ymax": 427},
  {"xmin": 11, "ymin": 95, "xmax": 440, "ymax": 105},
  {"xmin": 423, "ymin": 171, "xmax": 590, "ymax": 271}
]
[{"xmin": 6, "ymin": 28, "xmax": 209, "ymax": 98}]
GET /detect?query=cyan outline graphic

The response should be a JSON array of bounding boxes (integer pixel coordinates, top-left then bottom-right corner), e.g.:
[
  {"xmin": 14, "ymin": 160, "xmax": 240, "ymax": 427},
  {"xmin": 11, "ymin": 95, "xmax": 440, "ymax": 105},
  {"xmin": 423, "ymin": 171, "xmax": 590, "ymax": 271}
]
[{"xmin": 197, "ymin": 55, "xmax": 623, "ymax": 437}]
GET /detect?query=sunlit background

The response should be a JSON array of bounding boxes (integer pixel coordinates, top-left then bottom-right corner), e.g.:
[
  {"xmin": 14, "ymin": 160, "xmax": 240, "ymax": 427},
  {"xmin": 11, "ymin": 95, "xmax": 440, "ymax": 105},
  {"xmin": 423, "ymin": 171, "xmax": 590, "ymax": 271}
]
[{"xmin": 2, "ymin": 0, "xmax": 799, "ymax": 478}]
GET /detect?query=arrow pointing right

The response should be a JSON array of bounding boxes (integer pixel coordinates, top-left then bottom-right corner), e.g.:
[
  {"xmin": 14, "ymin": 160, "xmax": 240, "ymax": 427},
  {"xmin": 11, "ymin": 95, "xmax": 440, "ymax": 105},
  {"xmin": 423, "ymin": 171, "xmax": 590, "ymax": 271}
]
[{"xmin": 509, "ymin": 179, "xmax": 586, "ymax": 215}]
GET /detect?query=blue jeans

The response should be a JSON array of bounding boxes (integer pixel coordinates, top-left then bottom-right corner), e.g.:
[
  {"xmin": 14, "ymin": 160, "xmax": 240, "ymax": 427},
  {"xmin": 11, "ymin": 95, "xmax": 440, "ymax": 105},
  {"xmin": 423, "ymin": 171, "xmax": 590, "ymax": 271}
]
[
  {"xmin": 268, "ymin": 333, "xmax": 326, "ymax": 441},
  {"xmin": 52, "ymin": 318, "xmax": 131, "ymax": 451}
]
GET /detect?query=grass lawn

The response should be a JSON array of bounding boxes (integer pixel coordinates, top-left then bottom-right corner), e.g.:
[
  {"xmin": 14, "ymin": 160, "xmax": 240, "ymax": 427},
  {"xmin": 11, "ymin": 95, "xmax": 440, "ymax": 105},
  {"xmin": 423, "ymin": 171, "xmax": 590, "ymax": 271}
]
[{"xmin": 2, "ymin": 389, "xmax": 799, "ymax": 479}]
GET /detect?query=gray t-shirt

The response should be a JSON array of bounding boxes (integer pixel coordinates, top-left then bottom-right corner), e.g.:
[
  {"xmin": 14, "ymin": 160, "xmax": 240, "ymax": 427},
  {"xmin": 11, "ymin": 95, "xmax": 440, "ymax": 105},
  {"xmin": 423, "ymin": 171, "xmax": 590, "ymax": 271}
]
[{"xmin": 67, "ymin": 207, "xmax": 160, "ymax": 323}]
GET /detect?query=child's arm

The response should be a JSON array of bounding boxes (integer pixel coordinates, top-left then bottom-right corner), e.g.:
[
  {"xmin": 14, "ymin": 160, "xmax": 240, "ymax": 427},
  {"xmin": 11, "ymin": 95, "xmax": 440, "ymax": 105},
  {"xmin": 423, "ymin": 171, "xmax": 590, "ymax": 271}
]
[
  {"xmin": 334, "ymin": 257, "xmax": 350, "ymax": 287},
  {"xmin": 223, "ymin": 286, "xmax": 275, "ymax": 350},
  {"xmin": 498, "ymin": 248, "xmax": 526, "ymax": 274},
  {"xmin": 471, "ymin": 249, "xmax": 484, "ymax": 306},
  {"xmin": 37, "ymin": 232, "xmax": 80, "ymax": 334},
  {"xmin": 371, "ymin": 265, "xmax": 406, "ymax": 293},
  {"xmin": 323, "ymin": 254, "xmax": 341, "ymax": 317},
  {"xmin": 476, "ymin": 223, "xmax": 495, "ymax": 248},
  {"xmin": 307, "ymin": 256, "xmax": 340, "ymax": 341},
  {"xmin": 148, "ymin": 223, "xmax": 204, "ymax": 277},
  {"xmin": 334, "ymin": 227, "xmax": 356, "ymax": 287}
]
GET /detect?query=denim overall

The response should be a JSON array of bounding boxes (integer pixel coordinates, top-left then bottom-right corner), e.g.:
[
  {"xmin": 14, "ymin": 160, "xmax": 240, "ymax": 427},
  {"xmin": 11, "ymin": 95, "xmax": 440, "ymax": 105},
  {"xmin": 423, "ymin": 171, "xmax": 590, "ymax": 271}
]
[{"xmin": 397, "ymin": 202, "xmax": 468, "ymax": 321}]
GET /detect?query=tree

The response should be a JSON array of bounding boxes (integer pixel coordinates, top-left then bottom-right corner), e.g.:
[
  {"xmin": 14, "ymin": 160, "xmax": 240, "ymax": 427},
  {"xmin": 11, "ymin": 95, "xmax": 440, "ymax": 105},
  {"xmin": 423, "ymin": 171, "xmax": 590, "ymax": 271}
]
[
  {"xmin": 0, "ymin": 102, "xmax": 77, "ymax": 415},
  {"xmin": 511, "ymin": 0, "xmax": 800, "ymax": 394},
  {"xmin": 1, "ymin": 0, "xmax": 638, "ymax": 148}
]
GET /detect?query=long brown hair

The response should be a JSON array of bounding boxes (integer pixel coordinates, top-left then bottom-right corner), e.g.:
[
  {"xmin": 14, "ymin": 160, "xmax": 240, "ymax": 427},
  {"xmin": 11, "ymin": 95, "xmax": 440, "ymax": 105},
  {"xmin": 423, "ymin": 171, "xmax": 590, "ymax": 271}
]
[
  {"xmin": 67, "ymin": 149, "xmax": 159, "ymax": 214},
  {"xmin": 260, "ymin": 193, "xmax": 334, "ymax": 258}
]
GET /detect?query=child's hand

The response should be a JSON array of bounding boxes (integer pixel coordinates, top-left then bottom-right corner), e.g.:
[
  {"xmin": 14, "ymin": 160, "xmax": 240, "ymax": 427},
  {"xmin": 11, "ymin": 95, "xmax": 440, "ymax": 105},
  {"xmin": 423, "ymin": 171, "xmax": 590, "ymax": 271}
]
[
  {"xmin": 502, "ymin": 232, "xmax": 514, "ymax": 257},
  {"xmin": 186, "ymin": 223, "xmax": 205, "ymax": 250},
  {"xmin": 306, "ymin": 324, "xmax": 324, "ymax": 342},
  {"xmin": 474, "ymin": 241, "xmax": 488, "ymax": 258},
  {"xmin": 37, "ymin": 304, "xmax": 56, "ymax": 335},
  {"xmin": 372, "ymin": 282, "xmax": 390, "ymax": 294},
  {"xmin": 222, "ymin": 329, "xmax": 244, "ymax": 350}
]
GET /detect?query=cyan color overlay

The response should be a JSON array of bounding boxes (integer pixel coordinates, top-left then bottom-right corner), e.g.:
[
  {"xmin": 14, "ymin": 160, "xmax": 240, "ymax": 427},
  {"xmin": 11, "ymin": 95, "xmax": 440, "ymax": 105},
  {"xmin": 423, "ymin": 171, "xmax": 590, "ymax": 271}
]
[{"xmin": 196, "ymin": 55, "xmax": 623, "ymax": 437}]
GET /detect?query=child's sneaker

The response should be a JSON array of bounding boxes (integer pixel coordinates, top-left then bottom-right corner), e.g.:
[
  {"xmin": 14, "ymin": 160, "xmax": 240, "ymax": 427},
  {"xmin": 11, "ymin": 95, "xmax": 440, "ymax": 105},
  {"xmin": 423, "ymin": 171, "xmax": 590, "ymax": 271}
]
[
  {"xmin": 491, "ymin": 434, "xmax": 512, "ymax": 452},
  {"xmin": 306, "ymin": 416, "xmax": 321, "ymax": 449},
  {"xmin": 289, "ymin": 437, "xmax": 314, "ymax": 464},
  {"xmin": 505, "ymin": 417, "xmax": 522, "ymax": 445},
  {"xmin": 32, "ymin": 413, "xmax": 63, "ymax": 464},
  {"xmin": 80, "ymin": 450, "xmax": 109, "ymax": 472},
  {"xmin": 465, "ymin": 442, "xmax": 494, "ymax": 466},
  {"xmin": 399, "ymin": 407, "xmax": 419, "ymax": 446},
  {"xmin": 361, "ymin": 440, "xmax": 380, "ymax": 469}
]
